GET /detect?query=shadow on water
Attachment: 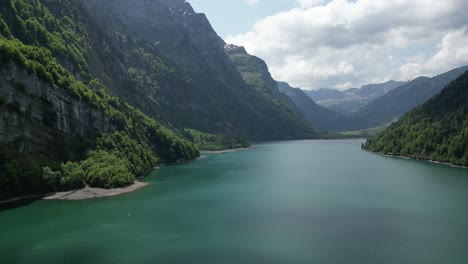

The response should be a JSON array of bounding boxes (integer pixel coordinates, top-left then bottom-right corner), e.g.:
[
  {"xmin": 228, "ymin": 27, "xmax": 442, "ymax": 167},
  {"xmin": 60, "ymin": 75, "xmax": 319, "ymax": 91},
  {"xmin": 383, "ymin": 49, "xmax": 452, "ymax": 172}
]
[{"xmin": 0, "ymin": 197, "xmax": 41, "ymax": 212}]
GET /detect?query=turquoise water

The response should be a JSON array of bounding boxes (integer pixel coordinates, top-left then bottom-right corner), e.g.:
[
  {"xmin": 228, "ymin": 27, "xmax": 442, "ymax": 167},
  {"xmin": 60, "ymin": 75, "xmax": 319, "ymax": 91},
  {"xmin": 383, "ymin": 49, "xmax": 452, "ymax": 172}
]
[{"xmin": 1, "ymin": 140, "xmax": 468, "ymax": 263}]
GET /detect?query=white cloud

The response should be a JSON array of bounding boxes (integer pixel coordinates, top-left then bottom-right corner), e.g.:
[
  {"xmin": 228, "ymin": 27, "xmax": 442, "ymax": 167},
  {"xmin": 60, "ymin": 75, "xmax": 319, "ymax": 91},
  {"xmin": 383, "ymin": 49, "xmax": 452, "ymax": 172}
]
[
  {"xmin": 399, "ymin": 27, "xmax": 468, "ymax": 80},
  {"xmin": 226, "ymin": 0, "xmax": 468, "ymax": 90}
]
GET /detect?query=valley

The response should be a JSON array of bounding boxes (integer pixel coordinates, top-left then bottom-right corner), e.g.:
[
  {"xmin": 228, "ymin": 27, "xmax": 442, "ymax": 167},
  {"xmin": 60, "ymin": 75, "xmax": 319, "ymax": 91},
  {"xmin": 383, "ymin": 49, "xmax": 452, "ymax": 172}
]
[{"xmin": 0, "ymin": 1, "xmax": 467, "ymax": 263}]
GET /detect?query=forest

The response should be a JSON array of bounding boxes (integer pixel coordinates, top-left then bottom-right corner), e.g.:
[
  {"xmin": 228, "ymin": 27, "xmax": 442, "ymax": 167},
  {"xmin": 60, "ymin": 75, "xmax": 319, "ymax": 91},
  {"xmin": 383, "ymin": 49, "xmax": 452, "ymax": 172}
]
[{"xmin": 364, "ymin": 71, "xmax": 468, "ymax": 167}]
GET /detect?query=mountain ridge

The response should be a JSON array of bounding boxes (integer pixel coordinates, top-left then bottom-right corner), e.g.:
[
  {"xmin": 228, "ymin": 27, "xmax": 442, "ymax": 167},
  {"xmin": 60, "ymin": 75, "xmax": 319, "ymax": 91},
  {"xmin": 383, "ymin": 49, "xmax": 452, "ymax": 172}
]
[
  {"xmin": 350, "ymin": 65, "xmax": 468, "ymax": 130},
  {"xmin": 305, "ymin": 80, "xmax": 405, "ymax": 114},
  {"xmin": 224, "ymin": 43, "xmax": 317, "ymax": 137}
]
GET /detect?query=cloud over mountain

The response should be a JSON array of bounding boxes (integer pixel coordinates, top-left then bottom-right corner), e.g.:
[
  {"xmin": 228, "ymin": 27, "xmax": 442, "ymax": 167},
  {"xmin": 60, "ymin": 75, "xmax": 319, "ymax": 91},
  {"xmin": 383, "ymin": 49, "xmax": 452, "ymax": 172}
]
[{"xmin": 227, "ymin": 0, "xmax": 468, "ymax": 90}]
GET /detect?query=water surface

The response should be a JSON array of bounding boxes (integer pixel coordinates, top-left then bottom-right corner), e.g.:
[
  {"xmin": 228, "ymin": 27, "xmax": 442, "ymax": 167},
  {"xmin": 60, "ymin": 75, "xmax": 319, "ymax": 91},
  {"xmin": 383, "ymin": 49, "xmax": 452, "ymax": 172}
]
[{"xmin": 1, "ymin": 140, "xmax": 468, "ymax": 263}]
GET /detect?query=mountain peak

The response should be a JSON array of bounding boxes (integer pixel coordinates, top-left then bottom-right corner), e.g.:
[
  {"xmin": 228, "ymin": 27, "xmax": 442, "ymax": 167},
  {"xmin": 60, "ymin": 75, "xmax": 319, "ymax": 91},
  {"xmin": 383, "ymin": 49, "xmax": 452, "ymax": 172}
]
[{"xmin": 224, "ymin": 44, "xmax": 248, "ymax": 55}]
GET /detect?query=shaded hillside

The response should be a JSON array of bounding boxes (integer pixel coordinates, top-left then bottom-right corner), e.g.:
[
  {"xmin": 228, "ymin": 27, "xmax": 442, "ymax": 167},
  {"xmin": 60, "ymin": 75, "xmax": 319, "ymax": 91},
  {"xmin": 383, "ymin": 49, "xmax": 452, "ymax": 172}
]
[
  {"xmin": 75, "ymin": 0, "xmax": 316, "ymax": 140},
  {"xmin": 350, "ymin": 66, "xmax": 468, "ymax": 130},
  {"xmin": 364, "ymin": 70, "xmax": 468, "ymax": 167},
  {"xmin": 277, "ymin": 82, "xmax": 351, "ymax": 132},
  {"xmin": 225, "ymin": 44, "xmax": 317, "ymax": 138}
]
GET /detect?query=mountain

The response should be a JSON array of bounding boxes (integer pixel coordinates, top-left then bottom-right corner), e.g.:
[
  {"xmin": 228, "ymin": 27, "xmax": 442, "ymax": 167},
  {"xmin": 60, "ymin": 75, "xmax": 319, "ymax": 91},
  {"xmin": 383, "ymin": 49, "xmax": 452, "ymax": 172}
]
[
  {"xmin": 0, "ymin": 0, "xmax": 317, "ymax": 200},
  {"xmin": 0, "ymin": 0, "xmax": 202, "ymax": 200},
  {"xmin": 298, "ymin": 66, "xmax": 468, "ymax": 132},
  {"xmin": 364, "ymin": 70, "xmax": 468, "ymax": 167},
  {"xmin": 225, "ymin": 44, "xmax": 317, "ymax": 137},
  {"xmin": 0, "ymin": 37, "xmax": 198, "ymax": 199},
  {"xmin": 305, "ymin": 81, "xmax": 404, "ymax": 114},
  {"xmin": 305, "ymin": 88, "xmax": 345, "ymax": 103},
  {"xmin": 277, "ymin": 82, "xmax": 351, "ymax": 132},
  {"xmin": 76, "ymin": 0, "xmax": 316, "ymax": 140},
  {"xmin": 350, "ymin": 65, "xmax": 468, "ymax": 130}
]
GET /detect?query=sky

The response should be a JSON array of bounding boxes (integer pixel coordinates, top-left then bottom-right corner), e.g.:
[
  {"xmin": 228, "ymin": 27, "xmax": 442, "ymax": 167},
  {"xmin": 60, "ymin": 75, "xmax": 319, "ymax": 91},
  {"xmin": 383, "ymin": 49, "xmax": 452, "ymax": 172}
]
[{"xmin": 189, "ymin": 0, "xmax": 468, "ymax": 90}]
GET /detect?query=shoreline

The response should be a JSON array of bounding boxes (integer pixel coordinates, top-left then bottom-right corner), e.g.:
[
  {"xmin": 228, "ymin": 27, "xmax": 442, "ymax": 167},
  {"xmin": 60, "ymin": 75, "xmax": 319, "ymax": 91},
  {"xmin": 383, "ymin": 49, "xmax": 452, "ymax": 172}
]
[
  {"xmin": 200, "ymin": 146, "xmax": 252, "ymax": 154},
  {"xmin": 0, "ymin": 147, "xmax": 251, "ymax": 205},
  {"xmin": 0, "ymin": 181, "xmax": 149, "ymax": 204},
  {"xmin": 365, "ymin": 149, "xmax": 468, "ymax": 170},
  {"xmin": 43, "ymin": 181, "xmax": 149, "ymax": 201}
]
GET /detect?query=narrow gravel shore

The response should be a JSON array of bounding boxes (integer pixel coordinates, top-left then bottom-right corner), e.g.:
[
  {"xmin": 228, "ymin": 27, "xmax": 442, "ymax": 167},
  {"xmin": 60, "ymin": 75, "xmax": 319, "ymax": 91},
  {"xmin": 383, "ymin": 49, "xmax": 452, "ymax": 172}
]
[
  {"xmin": 43, "ymin": 181, "xmax": 149, "ymax": 201},
  {"xmin": 200, "ymin": 147, "xmax": 252, "ymax": 154}
]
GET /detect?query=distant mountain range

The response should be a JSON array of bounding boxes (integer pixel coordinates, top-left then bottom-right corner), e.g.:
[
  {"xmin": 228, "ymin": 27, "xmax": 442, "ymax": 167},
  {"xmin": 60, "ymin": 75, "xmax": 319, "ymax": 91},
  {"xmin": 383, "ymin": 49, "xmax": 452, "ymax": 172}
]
[
  {"xmin": 348, "ymin": 65, "xmax": 468, "ymax": 130},
  {"xmin": 305, "ymin": 81, "xmax": 405, "ymax": 114},
  {"xmin": 364, "ymin": 69, "xmax": 468, "ymax": 167},
  {"xmin": 281, "ymin": 66, "xmax": 468, "ymax": 132}
]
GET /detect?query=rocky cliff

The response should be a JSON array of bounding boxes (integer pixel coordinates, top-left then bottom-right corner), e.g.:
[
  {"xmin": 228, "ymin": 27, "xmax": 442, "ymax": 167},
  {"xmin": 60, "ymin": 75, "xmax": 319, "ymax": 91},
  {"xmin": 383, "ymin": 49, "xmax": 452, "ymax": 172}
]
[{"xmin": 0, "ymin": 60, "xmax": 110, "ymax": 161}]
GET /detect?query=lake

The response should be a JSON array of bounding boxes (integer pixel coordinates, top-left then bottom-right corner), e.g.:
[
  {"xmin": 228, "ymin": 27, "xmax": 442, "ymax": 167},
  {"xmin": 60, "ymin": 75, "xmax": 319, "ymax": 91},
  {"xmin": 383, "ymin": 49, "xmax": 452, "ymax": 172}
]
[{"xmin": 1, "ymin": 140, "xmax": 468, "ymax": 264}]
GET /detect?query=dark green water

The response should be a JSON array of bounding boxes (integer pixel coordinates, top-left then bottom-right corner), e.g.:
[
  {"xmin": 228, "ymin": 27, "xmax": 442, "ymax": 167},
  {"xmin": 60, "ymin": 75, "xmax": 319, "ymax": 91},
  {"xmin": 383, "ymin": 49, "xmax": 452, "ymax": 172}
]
[{"xmin": 1, "ymin": 140, "xmax": 468, "ymax": 264}]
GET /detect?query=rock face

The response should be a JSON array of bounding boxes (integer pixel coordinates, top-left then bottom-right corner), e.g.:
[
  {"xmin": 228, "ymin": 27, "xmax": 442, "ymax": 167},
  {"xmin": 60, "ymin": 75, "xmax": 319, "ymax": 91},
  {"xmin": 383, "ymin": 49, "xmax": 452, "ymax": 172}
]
[
  {"xmin": 0, "ymin": 61, "xmax": 110, "ymax": 160},
  {"xmin": 75, "ymin": 0, "xmax": 316, "ymax": 140},
  {"xmin": 81, "ymin": 0, "xmax": 226, "ymax": 69}
]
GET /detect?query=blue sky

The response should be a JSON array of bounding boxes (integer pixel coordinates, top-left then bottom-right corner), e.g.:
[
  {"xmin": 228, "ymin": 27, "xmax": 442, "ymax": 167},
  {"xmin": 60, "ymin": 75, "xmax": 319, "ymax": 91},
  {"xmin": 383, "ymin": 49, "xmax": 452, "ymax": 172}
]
[
  {"xmin": 190, "ymin": 0, "xmax": 296, "ymax": 38},
  {"xmin": 189, "ymin": 0, "xmax": 468, "ymax": 90}
]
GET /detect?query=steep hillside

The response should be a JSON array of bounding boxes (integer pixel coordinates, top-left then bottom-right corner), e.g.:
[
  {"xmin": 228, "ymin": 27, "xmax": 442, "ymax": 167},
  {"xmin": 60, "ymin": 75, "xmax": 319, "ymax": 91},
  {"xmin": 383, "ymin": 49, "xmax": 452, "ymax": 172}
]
[
  {"xmin": 225, "ymin": 45, "xmax": 287, "ymax": 100},
  {"xmin": 351, "ymin": 66, "xmax": 468, "ymax": 129},
  {"xmin": 364, "ymin": 70, "xmax": 468, "ymax": 167},
  {"xmin": 225, "ymin": 44, "xmax": 317, "ymax": 137},
  {"xmin": 277, "ymin": 82, "xmax": 351, "ymax": 132},
  {"xmin": 306, "ymin": 81, "xmax": 404, "ymax": 114},
  {"xmin": 0, "ymin": 37, "xmax": 198, "ymax": 200},
  {"xmin": 0, "ymin": 0, "xmax": 319, "ymax": 200}
]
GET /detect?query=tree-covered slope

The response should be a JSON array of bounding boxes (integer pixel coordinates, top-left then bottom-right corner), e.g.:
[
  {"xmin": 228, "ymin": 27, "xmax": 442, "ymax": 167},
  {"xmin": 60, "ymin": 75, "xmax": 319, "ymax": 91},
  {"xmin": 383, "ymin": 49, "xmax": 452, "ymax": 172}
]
[
  {"xmin": 364, "ymin": 70, "xmax": 468, "ymax": 167},
  {"xmin": 0, "ymin": 1, "xmax": 199, "ymax": 200},
  {"xmin": 184, "ymin": 129, "xmax": 249, "ymax": 151}
]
